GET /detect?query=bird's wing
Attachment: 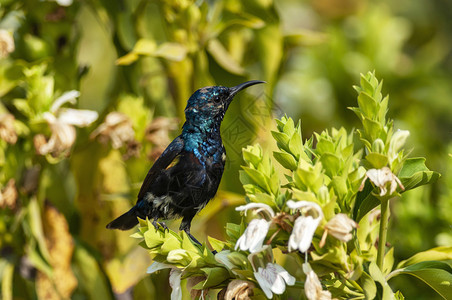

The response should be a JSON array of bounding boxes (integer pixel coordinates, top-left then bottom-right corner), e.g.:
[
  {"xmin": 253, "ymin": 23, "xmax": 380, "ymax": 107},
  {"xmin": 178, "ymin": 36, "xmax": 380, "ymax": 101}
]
[{"xmin": 137, "ymin": 135, "xmax": 184, "ymax": 200}]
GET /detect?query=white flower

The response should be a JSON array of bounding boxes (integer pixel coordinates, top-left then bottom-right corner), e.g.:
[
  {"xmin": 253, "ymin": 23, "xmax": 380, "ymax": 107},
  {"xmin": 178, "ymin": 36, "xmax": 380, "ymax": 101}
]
[
  {"xmin": 303, "ymin": 263, "xmax": 332, "ymax": 300},
  {"xmin": 254, "ymin": 262, "xmax": 295, "ymax": 299},
  {"xmin": 287, "ymin": 200, "xmax": 323, "ymax": 252},
  {"xmin": 360, "ymin": 167, "xmax": 405, "ymax": 196},
  {"xmin": 147, "ymin": 262, "xmax": 182, "ymax": 300},
  {"xmin": 0, "ymin": 29, "xmax": 14, "ymax": 58},
  {"xmin": 320, "ymin": 213, "xmax": 357, "ymax": 247},
  {"xmin": 169, "ymin": 269, "xmax": 182, "ymax": 300},
  {"xmin": 388, "ymin": 130, "xmax": 410, "ymax": 162},
  {"xmin": 235, "ymin": 203, "xmax": 275, "ymax": 218},
  {"xmin": 35, "ymin": 90, "xmax": 98, "ymax": 156},
  {"xmin": 54, "ymin": 0, "xmax": 73, "ymax": 6},
  {"xmin": 235, "ymin": 218, "xmax": 271, "ymax": 253},
  {"xmin": 235, "ymin": 203, "xmax": 275, "ymax": 253},
  {"xmin": 147, "ymin": 262, "xmax": 173, "ymax": 274}
]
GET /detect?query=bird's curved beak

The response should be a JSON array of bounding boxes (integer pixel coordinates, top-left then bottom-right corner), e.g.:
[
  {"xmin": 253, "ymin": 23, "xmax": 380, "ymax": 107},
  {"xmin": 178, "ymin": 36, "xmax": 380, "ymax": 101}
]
[{"xmin": 227, "ymin": 80, "xmax": 266, "ymax": 101}]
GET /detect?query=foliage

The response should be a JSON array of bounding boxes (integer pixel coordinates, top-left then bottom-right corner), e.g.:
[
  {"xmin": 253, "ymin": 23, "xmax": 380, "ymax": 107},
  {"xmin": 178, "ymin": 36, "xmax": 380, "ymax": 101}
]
[
  {"xmin": 135, "ymin": 72, "xmax": 448, "ymax": 299},
  {"xmin": 1, "ymin": 0, "xmax": 451, "ymax": 299}
]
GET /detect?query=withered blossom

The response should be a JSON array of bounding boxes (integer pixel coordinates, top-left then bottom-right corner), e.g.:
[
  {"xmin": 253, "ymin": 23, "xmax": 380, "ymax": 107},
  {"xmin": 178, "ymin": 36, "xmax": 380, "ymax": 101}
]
[
  {"xmin": 186, "ymin": 276, "xmax": 207, "ymax": 299},
  {"xmin": 35, "ymin": 91, "xmax": 98, "ymax": 156},
  {"xmin": 0, "ymin": 179, "xmax": 18, "ymax": 209},
  {"xmin": 360, "ymin": 167, "xmax": 405, "ymax": 196},
  {"xmin": 224, "ymin": 279, "xmax": 255, "ymax": 300},
  {"xmin": 91, "ymin": 112, "xmax": 136, "ymax": 149},
  {"xmin": 320, "ymin": 213, "xmax": 357, "ymax": 247},
  {"xmin": 146, "ymin": 116, "xmax": 178, "ymax": 146},
  {"xmin": 146, "ymin": 116, "xmax": 178, "ymax": 159},
  {"xmin": 0, "ymin": 29, "xmax": 14, "ymax": 58},
  {"xmin": 303, "ymin": 263, "xmax": 332, "ymax": 300},
  {"xmin": 0, "ymin": 114, "xmax": 18, "ymax": 144}
]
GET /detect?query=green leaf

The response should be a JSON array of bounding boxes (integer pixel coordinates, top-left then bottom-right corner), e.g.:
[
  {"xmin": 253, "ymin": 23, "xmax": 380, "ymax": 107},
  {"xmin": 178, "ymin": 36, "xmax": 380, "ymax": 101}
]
[
  {"xmin": 72, "ymin": 245, "xmax": 111, "ymax": 300},
  {"xmin": 331, "ymin": 175, "xmax": 347, "ymax": 199},
  {"xmin": 273, "ymin": 151, "xmax": 297, "ymax": 171},
  {"xmin": 398, "ymin": 158, "xmax": 440, "ymax": 190},
  {"xmin": 225, "ymin": 223, "xmax": 242, "ymax": 241},
  {"xmin": 388, "ymin": 260, "xmax": 452, "ymax": 299},
  {"xmin": 358, "ymin": 91, "xmax": 378, "ymax": 119},
  {"xmin": 154, "ymin": 42, "xmax": 187, "ymax": 61},
  {"xmin": 365, "ymin": 152, "xmax": 389, "ymax": 169},
  {"xmin": 315, "ymin": 135, "xmax": 335, "ymax": 154},
  {"xmin": 288, "ymin": 131, "xmax": 302, "ymax": 158},
  {"xmin": 353, "ymin": 181, "xmax": 380, "ymax": 222},
  {"xmin": 27, "ymin": 197, "xmax": 51, "ymax": 262},
  {"xmin": 369, "ymin": 262, "xmax": 395, "ymax": 299},
  {"xmin": 271, "ymin": 131, "xmax": 290, "ymax": 152},
  {"xmin": 116, "ymin": 52, "xmax": 140, "ymax": 65},
  {"xmin": 362, "ymin": 117, "xmax": 382, "ymax": 141},
  {"xmin": 206, "ymin": 39, "xmax": 246, "ymax": 75},
  {"xmin": 133, "ymin": 39, "xmax": 157, "ymax": 55},
  {"xmin": 242, "ymin": 167, "xmax": 271, "ymax": 194},
  {"xmin": 201, "ymin": 267, "xmax": 230, "ymax": 288},
  {"xmin": 383, "ymin": 247, "xmax": 395, "ymax": 276},
  {"xmin": 291, "ymin": 189, "xmax": 318, "ymax": 203},
  {"xmin": 320, "ymin": 153, "xmax": 341, "ymax": 177},
  {"xmin": 359, "ymin": 270, "xmax": 377, "ymax": 300},
  {"xmin": 143, "ymin": 228, "xmax": 164, "ymax": 249},
  {"xmin": 397, "ymin": 247, "xmax": 452, "ymax": 269},
  {"xmin": 243, "ymin": 149, "xmax": 262, "ymax": 168},
  {"xmin": 0, "ymin": 261, "xmax": 13, "ymax": 300},
  {"xmin": 105, "ymin": 247, "xmax": 151, "ymax": 294}
]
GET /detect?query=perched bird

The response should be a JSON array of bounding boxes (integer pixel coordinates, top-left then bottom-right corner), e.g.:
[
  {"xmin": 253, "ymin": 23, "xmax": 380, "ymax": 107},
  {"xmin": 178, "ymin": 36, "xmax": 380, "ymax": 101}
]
[{"xmin": 106, "ymin": 80, "xmax": 265, "ymax": 244}]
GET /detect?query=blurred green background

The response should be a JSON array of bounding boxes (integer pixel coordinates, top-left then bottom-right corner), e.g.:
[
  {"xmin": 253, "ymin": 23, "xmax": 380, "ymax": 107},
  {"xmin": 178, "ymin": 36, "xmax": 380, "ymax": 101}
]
[{"xmin": 0, "ymin": 0, "xmax": 451, "ymax": 299}]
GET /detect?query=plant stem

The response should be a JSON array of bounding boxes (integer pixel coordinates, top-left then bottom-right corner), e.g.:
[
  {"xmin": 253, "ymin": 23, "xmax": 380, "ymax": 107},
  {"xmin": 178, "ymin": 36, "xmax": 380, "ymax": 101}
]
[{"xmin": 377, "ymin": 198, "xmax": 390, "ymax": 270}]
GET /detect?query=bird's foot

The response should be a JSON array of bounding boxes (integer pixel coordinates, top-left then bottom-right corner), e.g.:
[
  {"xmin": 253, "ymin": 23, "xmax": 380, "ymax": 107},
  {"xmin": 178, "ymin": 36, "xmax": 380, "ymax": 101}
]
[
  {"xmin": 152, "ymin": 219, "xmax": 169, "ymax": 232},
  {"xmin": 183, "ymin": 229, "xmax": 202, "ymax": 246},
  {"xmin": 182, "ymin": 229, "xmax": 217, "ymax": 254}
]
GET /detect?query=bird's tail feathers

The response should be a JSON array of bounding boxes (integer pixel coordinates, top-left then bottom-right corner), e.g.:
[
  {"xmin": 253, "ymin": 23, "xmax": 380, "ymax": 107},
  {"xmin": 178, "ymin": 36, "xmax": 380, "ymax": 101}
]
[{"xmin": 106, "ymin": 207, "xmax": 139, "ymax": 230}]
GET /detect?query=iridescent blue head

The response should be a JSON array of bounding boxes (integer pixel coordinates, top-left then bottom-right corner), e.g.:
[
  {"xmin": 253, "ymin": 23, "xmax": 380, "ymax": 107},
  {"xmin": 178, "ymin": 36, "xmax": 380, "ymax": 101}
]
[{"xmin": 184, "ymin": 80, "xmax": 266, "ymax": 125}]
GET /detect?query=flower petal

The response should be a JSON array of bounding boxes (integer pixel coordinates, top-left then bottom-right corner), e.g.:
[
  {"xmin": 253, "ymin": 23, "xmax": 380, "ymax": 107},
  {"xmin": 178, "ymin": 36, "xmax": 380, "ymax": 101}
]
[
  {"xmin": 215, "ymin": 250, "xmax": 236, "ymax": 270},
  {"xmin": 51, "ymin": 90, "xmax": 80, "ymax": 113},
  {"xmin": 287, "ymin": 200, "xmax": 323, "ymax": 218},
  {"xmin": 324, "ymin": 213, "xmax": 357, "ymax": 242},
  {"xmin": 254, "ymin": 270, "xmax": 273, "ymax": 299},
  {"xmin": 289, "ymin": 215, "xmax": 321, "ymax": 252},
  {"xmin": 58, "ymin": 108, "xmax": 98, "ymax": 127},
  {"xmin": 235, "ymin": 218, "xmax": 270, "ymax": 253},
  {"xmin": 169, "ymin": 268, "xmax": 182, "ymax": 300},
  {"xmin": 235, "ymin": 203, "xmax": 275, "ymax": 218},
  {"xmin": 147, "ymin": 262, "xmax": 173, "ymax": 274},
  {"xmin": 273, "ymin": 263, "xmax": 296, "ymax": 286}
]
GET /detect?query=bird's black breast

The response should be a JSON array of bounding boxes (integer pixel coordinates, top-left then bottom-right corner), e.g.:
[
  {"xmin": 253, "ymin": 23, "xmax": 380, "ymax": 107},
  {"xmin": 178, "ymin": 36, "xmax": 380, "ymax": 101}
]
[{"xmin": 140, "ymin": 148, "xmax": 225, "ymax": 220}]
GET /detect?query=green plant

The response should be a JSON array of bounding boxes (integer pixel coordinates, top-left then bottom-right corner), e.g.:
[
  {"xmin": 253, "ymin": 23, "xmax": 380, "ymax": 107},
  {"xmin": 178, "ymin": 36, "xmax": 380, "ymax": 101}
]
[{"xmin": 134, "ymin": 72, "xmax": 449, "ymax": 299}]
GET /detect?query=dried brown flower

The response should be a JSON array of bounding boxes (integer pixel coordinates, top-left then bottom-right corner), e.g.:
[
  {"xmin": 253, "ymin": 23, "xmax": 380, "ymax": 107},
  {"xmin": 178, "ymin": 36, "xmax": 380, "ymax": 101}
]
[{"xmin": 0, "ymin": 114, "xmax": 18, "ymax": 144}]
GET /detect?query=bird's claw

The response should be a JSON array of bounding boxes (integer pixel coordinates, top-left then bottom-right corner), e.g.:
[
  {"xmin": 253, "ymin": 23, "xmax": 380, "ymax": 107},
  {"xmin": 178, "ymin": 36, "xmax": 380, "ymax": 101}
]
[
  {"xmin": 184, "ymin": 230, "xmax": 217, "ymax": 254},
  {"xmin": 152, "ymin": 219, "xmax": 169, "ymax": 232}
]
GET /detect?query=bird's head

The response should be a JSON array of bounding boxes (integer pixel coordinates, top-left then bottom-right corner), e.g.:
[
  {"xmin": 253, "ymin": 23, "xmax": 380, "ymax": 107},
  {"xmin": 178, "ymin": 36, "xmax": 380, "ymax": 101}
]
[{"xmin": 184, "ymin": 80, "xmax": 265, "ymax": 124}]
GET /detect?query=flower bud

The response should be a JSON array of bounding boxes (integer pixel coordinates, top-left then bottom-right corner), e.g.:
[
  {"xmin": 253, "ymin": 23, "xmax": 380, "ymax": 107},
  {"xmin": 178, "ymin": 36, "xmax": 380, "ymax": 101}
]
[
  {"xmin": 372, "ymin": 138, "xmax": 385, "ymax": 153},
  {"xmin": 318, "ymin": 185, "xmax": 330, "ymax": 204},
  {"xmin": 167, "ymin": 249, "xmax": 191, "ymax": 265}
]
